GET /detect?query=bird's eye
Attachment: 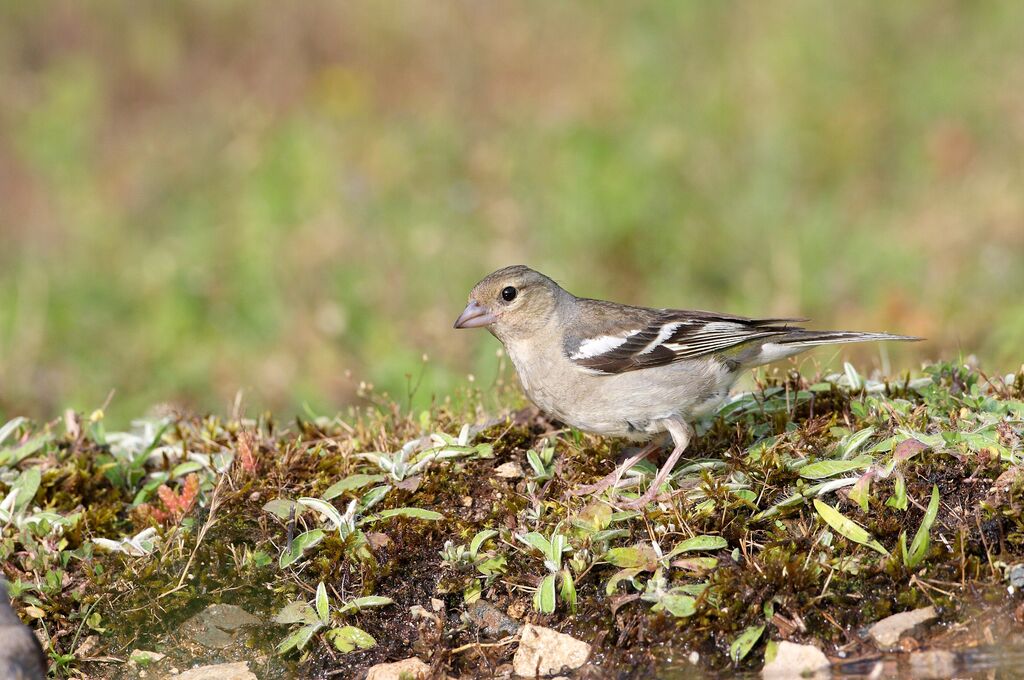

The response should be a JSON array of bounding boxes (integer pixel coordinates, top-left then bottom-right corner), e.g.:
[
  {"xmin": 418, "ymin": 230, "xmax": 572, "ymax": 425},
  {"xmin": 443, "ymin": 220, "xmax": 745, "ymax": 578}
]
[{"xmin": 501, "ymin": 286, "xmax": 518, "ymax": 302}]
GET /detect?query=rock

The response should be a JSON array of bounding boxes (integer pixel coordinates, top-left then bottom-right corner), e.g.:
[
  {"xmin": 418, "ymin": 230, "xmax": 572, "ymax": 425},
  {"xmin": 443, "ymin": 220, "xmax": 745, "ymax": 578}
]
[
  {"xmin": 513, "ymin": 624, "xmax": 591, "ymax": 676},
  {"xmin": 0, "ymin": 582, "xmax": 46, "ymax": 680},
  {"xmin": 909, "ymin": 649, "xmax": 957, "ymax": 679},
  {"xmin": 467, "ymin": 600, "xmax": 521, "ymax": 638},
  {"xmin": 1009, "ymin": 563, "xmax": 1024, "ymax": 589},
  {"xmin": 182, "ymin": 604, "xmax": 261, "ymax": 649},
  {"xmin": 365, "ymin": 657, "xmax": 431, "ymax": 680},
  {"xmin": 867, "ymin": 607, "xmax": 938, "ymax": 650},
  {"xmin": 130, "ymin": 649, "xmax": 167, "ymax": 665},
  {"xmin": 173, "ymin": 661, "xmax": 257, "ymax": 680},
  {"xmin": 762, "ymin": 641, "xmax": 831, "ymax": 679},
  {"xmin": 495, "ymin": 462, "xmax": 524, "ymax": 479}
]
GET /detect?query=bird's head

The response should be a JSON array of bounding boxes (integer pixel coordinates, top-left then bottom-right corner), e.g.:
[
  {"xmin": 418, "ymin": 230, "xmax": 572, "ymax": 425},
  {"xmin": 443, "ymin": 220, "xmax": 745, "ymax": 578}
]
[{"xmin": 454, "ymin": 265, "xmax": 564, "ymax": 342}]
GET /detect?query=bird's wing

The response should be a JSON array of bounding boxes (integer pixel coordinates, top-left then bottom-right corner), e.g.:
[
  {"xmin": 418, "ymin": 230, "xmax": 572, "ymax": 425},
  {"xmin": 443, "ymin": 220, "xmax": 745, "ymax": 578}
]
[{"xmin": 563, "ymin": 300, "xmax": 805, "ymax": 374}]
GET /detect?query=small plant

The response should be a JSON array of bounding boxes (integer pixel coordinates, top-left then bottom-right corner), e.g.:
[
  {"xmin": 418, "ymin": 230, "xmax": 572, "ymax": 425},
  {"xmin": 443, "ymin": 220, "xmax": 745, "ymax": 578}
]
[
  {"xmin": 525, "ymin": 444, "xmax": 556, "ymax": 482},
  {"xmin": 899, "ymin": 485, "xmax": 940, "ymax": 569},
  {"xmin": 264, "ymin": 485, "xmax": 444, "ymax": 568},
  {"xmin": 517, "ymin": 528, "xmax": 576, "ymax": 613},
  {"xmin": 274, "ymin": 581, "xmax": 393, "ymax": 655},
  {"xmin": 604, "ymin": 536, "xmax": 726, "ymax": 617},
  {"xmin": 440, "ymin": 529, "xmax": 507, "ymax": 603},
  {"xmin": 135, "ymin": 473, "xmax": 201, "ymax": 525},
  {"xmin": 358, "ymin": 424, "xmax": 493, "ymax": 483}
]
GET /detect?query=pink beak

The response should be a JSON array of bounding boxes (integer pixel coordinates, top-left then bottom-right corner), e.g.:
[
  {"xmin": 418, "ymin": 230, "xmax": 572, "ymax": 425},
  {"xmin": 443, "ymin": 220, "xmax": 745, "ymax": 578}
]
[{"xmin": 453, "ymin": 300, "xmax": 497, "ymax": 329}]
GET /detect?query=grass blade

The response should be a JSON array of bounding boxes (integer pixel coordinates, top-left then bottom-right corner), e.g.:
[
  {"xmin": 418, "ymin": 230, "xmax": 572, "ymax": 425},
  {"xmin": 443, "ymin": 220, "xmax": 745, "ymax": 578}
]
[{"xmin": 813, "ymin": 499, "xmax": 889, "ymax": 556}]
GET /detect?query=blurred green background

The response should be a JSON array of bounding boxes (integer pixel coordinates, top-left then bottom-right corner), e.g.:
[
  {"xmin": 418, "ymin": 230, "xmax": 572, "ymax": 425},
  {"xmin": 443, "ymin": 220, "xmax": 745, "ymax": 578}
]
[{"xmin": 1, "ymin": 2, "xmax": 1022, "ymax": 423}]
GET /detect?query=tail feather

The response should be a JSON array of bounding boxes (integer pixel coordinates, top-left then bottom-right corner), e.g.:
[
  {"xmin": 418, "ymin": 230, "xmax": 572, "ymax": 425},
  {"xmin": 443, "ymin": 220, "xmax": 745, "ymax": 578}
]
[
  {"xmin": 747, "ymin": 330, "xmax": 922, "ymax": 366},
  {"xmin": 775, "ymin": 330, "xmax": 922, "ymax": 347}
]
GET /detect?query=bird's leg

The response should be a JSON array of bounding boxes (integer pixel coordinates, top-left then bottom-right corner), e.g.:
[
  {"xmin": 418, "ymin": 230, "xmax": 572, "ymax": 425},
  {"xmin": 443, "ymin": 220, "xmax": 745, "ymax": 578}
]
[
  {"xmin": 568, "ymin": 438, "xmax": 662, "ymax": 497},
  {"xmin": 618, "ymin": 418, "xmax": 694, "ymax": 510}
]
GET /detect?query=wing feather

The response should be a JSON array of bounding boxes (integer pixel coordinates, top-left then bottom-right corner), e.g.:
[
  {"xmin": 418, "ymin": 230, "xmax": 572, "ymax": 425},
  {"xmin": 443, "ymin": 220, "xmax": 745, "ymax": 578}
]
[{"xmin": 565, "ymin": 303, "xmax": 804, "ymax": 374}]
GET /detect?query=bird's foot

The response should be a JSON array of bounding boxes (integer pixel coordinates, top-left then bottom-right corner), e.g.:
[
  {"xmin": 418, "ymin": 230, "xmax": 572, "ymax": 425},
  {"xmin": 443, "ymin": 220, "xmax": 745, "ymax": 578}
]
[
  {"xmin": 566, "ymin": 469, "xmax": 624, "ymax": 497},
  {"xmin": 566, "ymin": 440, "xmax": 661, "ymax": 498},
  {"xmin": 616, "ymin": 487, "xmax": 666, "ymax": 510}
]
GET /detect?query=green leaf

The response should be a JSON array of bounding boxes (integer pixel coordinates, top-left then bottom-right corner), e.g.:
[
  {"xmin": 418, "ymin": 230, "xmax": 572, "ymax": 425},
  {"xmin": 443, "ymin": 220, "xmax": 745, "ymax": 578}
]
[
  {"xmin": 907, "ymin": 485, "xmax": 940, "ymax": 568},
  {"xmin": 526, "ymin": 449, "xmax": 547, "ymax": 477},
  {"xmin": 668, "ymin": 535, "xmax": 728, "ymax": 555},
  {"xmin": 298, "ymin": 497, "xmax": 346, "ymax": 530},
  {"xmin": 844, "ymin": 362, "xmax": 862, "ymax": 391},
  {"xmin": 273, "ymin": 601, "xmax": 319, "ymax": 625},
  {"xmin": 315, "ymin": 582, "xmax": 330, "ymax": 624},
  {"xmin": 670, "ymin": 557, "xmax": 718, "ymax": 572},
  {"xmin": 848, "ymin": 472, "xmax": 873, "ymax": 513},
  {"xmin": 13, "ymin": 468, "xmax": 41, "ymax": 511},
  {"xmin": 534, "ymin": 573, "xmax": 557, "ymax": 614},
  {"xmin": 574, "ymin": 502, "xmax": 613, "ymax": 531},
  {"xmin": 656, "ymin": 592, "xmax": 696, "ymax": 617},
  {"xmin": 813, "ymin": 499, "xmax": 889, "ymax": 556},
  {"xmin": 0, "ymin": 433, "xmax": 52, "ymax": 467},
  {"xmin": 477, "ymin": 554, "xmax": 507, "ymax": 576},
  {"xmin": 464, "ymin": 580, "xmax": 482, "ymax": 604},
  {"xmin": 799, "ymin": 456, "xmax": 872, "ymax": 480},
  {"xmin": 358, "ymin": 485, "xmax": 392, "ymax": 511},
  {"xmin": 322, "ymin": 474, "xmax": 386, "ymax": 500},
  {"xmin": 519, "ymin": 532, "xmax": 553, "ymax": 557},
  {"xmin": 171, "ymin": 461, "xmax": 204, "ymax": 478},
  {"xmin": 262, "ymin": 499, "xmax": 296, "ymax": 520},
  {"xmin": 338, "ymin": 596, "xmax": 393, "ymax": 613},
  {"xmin": 605, "ymin": 567, "xmax": 643, "ymax": 595},
  {"xmin": 730, "ymin": 624, "xmax": 765, "ymax": 663},
  {"xmin": 886, "ymin": 474, "xmax": 908, "ymax": 511},
  {"xmin": 560, "ymin": 568, "xmax": 577, "ymax": 613},
  {"xmin": 605, "ymin": 544, "xmax": 658, "ymax": 569},
  {"xmin": 279, "ymin": 529, "xmax": 326, "ymax": 568},
  {"xmin": 326, "ymin": 625, "xmax": 376, "ymax": 653},
  {"xmin": 838, "ymin": 427, "xmax": 876, "ymax": 459},
  {"xmin": 277, "ymin": 623, "xmax": 322, "ymax": 654},
  {"xmin": 469, "ymin": 529, "xmax": 498, "ymax": 556},
  {"xmin": 365, "ymin": 507, "xmax": 444, "ymax": 522},
  {"xmin": 0, "ymin": 417, "xmax": 26, "ymax": 446}
]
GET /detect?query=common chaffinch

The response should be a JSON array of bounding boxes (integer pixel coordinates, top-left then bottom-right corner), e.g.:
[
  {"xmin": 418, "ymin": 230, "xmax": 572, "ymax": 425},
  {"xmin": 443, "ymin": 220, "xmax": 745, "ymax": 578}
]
[{"xmin": 454, "ymin": 265, "xmax": 918, "ymax": 509}]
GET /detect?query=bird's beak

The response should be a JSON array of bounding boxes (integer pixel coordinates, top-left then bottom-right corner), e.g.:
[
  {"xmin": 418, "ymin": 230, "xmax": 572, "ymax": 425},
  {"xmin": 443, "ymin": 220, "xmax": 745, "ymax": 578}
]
[{"xmin": 453, "ymin": 300, "xmax": 497, "ymax": 329}]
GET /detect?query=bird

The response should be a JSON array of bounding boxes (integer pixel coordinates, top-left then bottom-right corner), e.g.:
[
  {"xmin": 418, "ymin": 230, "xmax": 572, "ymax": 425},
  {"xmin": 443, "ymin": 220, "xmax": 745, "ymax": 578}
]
[
  {"xmin": 453, "ymin": 265, "xmax": 920, "ymax": 509},
  {"xmin": 0, "ymin": 581, "xmax": 47, "ymax": 680}
]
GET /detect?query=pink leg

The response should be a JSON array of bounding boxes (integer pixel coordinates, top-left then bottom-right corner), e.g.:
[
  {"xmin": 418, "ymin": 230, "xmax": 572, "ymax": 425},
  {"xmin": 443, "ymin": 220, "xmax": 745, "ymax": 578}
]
[
  {"xmin": 567, "ymin": 439, "xmax": 662, "ymax": 497},
  {"xmin": 618, "ymin": 419, "xmax": 694, "ymax": 509}
]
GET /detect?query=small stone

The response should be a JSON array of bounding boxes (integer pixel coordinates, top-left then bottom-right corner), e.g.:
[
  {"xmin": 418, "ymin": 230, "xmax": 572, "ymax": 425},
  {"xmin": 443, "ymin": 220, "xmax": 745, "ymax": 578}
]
[
  {"xmin": 513, "ymin": 624, "xmax": 591, "ymax": 676},
  {"xmin": 75, "ymin": 634, "xmax": 99, "ymax": 657},
  {"xmin": 493, "ymin": 664, "xmax": 514, "ymax": 679},
  {"xmin": 181, "ymin": 604, "xmax": 261, "ymax": 649},
  {"xmin": 909, "ymin": 649, "xmax": 957, "ymax": 679},
  {"xmin": 365, "ymin": 657, "xmax": 431, "ymax": 680},
  {"xmin": 130, "ymin": 649, "xmax": 166, "ymax": 665},
  {"xmin": 174, "ymin": 662, "xmax": 257, "ymax": 680},
  {"xmin": 867, "ymin": 607, "xmax": 938, "ymax": 651},
  {"xmin": 495, "ymin": 462, "xmax": 524, "ymax": 479},
  {"xmin": 507, "ymin": 600, "xmax": 527, "ymax": 619},
  {"xmin": 366, "ymin": 532, "xmax": 391, "ymax": 550},
  {"xmin": 409, "ymin": 605, "xmax": 439, "ymax": 625},
  {"xmin": 762, "ymin": 641, "xmax": 830, "ymax": 679},
  {"xmin": 466, "ymin": 600, "xmax": 521, "ymax": 638},
  {"xmin": 430, "ymin": 598, "xmax": 444, "ymax": 612},
  {"xmin": 1009, "ymin": 564, "xmax": 1024, "ymax": 589},
  {"xmin": 461, "ymin": 496, "xmax": 474, "ymax": 507}
]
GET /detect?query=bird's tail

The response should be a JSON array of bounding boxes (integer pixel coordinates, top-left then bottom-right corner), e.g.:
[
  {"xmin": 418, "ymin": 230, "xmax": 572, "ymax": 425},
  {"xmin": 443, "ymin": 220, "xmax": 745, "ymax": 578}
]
[
  {"xmin": 776, "ymin": 330, "xmax": 922, "ymax": 347},
  {"xmin": 748, "ymin": 330, "xmax": 922, "ymax": 366}
]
